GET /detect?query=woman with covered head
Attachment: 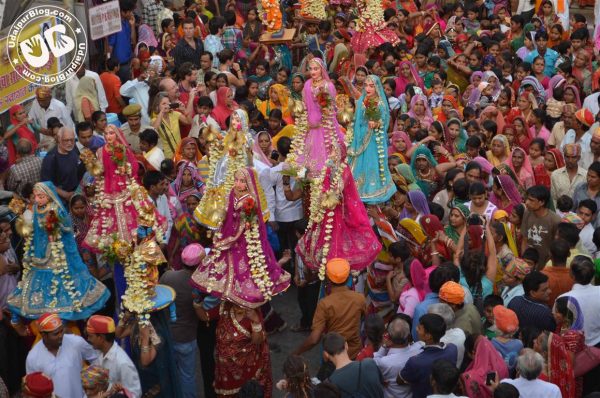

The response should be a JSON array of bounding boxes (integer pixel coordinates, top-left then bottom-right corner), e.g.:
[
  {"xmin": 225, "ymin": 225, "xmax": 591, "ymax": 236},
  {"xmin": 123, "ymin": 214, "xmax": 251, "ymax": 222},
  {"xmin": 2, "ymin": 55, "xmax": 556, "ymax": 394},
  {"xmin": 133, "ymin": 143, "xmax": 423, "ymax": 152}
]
[
  {"xmin": 410, "ymin": 145, "xmax": 442, "ymax": 199},
  {"xmin": 486, "ymin": 135, "xmax": 511, "ymax": 167},
  {"xmin": 407, "ymin": 94, "xmax": 434, "ymax": 129},
  {"xmin": 349, "ymin": 74, "xmax": 396, "ymax": 204},
  {"xmin": 5, "ymin": 105, "xmax": 39, "ymax": 166},
  {"xmin": 257, "ymin": 84, "xmax": 294, "ymax": 125},
  {"xmin": 7, "ymin": 181, "xmax": 109, "ymax": 323},
  {"xmin": 211, "ymin": 86, "xmax": 239, "ymax": 130},
  {"xmin": 73, "ymin": 76, "xmax": 100, "ymax": 123},
  {"xmin": 490, "ymin": 174, "xmax": 523, "ymax": 214}
]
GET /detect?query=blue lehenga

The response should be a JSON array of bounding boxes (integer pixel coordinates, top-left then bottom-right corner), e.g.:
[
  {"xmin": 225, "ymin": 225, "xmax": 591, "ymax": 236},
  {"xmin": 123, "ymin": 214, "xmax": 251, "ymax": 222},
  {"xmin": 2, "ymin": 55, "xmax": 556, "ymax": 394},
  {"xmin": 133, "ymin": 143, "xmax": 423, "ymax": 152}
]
[
  {"xmin": 348, "ymin": 75, "xmax": 396, "ymax": 204},
  {"xmin": 8, "ymin": 182, "xmax": 109, "ymax": 320}
]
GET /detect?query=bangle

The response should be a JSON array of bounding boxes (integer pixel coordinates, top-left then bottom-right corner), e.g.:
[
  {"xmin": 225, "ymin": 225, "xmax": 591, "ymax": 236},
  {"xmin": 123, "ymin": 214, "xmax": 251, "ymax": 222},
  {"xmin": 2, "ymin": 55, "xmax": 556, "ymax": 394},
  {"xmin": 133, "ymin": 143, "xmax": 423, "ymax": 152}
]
[
  {"xmin": 141, "ymin": 345, "xmax": 152, "ymax": 353},
  {"xmin": 431, "ymin": 251, "xmax": 439, "ymax": 256},
  {"xmin": 251, "ymin": 323, "xmax": 263, "ymax": 332}
]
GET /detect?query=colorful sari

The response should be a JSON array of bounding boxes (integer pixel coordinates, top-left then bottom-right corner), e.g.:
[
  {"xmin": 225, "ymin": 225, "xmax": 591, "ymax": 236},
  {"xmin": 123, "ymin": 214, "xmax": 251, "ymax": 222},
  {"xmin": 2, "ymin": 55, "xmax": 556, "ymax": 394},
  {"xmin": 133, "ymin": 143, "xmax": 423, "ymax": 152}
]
[
  {"xmin": 445, "ymin": 203, "xmax": 470, "ymax": 244},
  {"xmin": 490, "ymin": 175, "xmax": 522, "ymax": 215},
  {"xmin": 398, "ymin": 259, "xmax": 428, "ymax": 317},
  {"xmin": 394, "ymin": 61, "xmax": 424, "ymax": 97},
  {"xmin": 507, "ymin": 147, "xmax": 535, "ymax": 190},
  {"xmin": 549, "ymin": 296, "xmax": 585, "ymax": 398},
  {"xmin": 173, "ymin": 137, "xmax": 202, "ymax": 166},
  {"xmin": 215, "ymin": 302, "xmax": 272, "ymax": 397},
  {"xmin": 410, "ymin": 145, "xmax": 440, "ymax": 199},
  {"xmin": 211, "ymin": 87, "xmax": 238, "ymax": 130},
  {"xmin": 444, "ymin": 117, "xmax": 468, "ymax": 155},
  {"xmin": 257, "ymin": 84, "xmax": 293, "ymax": 125},
  {"xmin": 419, "ymin": 214, "xmax": 451, "ymax": 262},
  {"xmin": 388, "ymin": 131, "xmax": 413, "ymax": 160},
  {"xmin": 7, "ymin": 105, "xmax": 39, "ymax": 165},
  {"xmin": 461, "ymin": 336, "xmax": 509, "ymax": 398},
  {"xmin": 253, "ymin": 131, "xmax": 273, "ymax": 166},
  {"xmin": 395, "ymin": 164, "xmax": 421, "ymax": 191},
  {"xmin": 408, "ymin": 94, "xmax": 434, "ymax": 129},
  {"xmin": 171, "ymin": 161, "xmax": 204, "ymax": 206},
  {"xmin": 486, "ymin": 135, "xmax": 511, "ymax": 167}
]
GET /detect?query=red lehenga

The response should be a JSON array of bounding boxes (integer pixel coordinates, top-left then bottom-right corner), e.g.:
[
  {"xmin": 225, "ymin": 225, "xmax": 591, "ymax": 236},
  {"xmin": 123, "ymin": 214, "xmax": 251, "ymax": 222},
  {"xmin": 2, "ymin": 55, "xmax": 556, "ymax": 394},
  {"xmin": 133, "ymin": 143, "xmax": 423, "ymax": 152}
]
[{"xmin": 215, "ymin": 302, "xmax": 273, "ymax": 397}]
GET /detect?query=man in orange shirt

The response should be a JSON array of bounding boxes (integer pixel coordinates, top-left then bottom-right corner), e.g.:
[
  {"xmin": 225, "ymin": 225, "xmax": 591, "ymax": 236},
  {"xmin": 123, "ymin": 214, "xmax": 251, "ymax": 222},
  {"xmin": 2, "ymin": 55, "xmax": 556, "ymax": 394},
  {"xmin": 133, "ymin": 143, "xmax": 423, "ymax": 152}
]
[
  {"xmin": 542, "ymin": 239, "xmax": 574, "ymax": 307},
  {"xmin": 100, "ymin": 58, "xmax": 126, "ymax": 116}
]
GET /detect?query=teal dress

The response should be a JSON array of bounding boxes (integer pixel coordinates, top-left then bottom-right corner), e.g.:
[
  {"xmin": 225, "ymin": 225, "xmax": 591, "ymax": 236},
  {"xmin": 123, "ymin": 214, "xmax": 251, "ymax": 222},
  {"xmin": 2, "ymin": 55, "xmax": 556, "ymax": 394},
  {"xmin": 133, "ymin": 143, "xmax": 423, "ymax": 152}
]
[
  {"xmin": 8, "ymin": 181, "xmax": 109, "ymax": 320},
  {"xmin": 348, "ymin": 75, "xmax": 396, "ymax": 204}
]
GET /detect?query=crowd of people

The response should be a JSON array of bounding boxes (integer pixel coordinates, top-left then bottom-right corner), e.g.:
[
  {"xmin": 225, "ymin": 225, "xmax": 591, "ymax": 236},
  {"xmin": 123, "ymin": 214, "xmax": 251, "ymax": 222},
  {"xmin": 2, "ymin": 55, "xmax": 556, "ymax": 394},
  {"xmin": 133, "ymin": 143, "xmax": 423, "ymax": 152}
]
[{"xmin": 2, "ymin": 0, "xmax": 600, "ymax": 397}]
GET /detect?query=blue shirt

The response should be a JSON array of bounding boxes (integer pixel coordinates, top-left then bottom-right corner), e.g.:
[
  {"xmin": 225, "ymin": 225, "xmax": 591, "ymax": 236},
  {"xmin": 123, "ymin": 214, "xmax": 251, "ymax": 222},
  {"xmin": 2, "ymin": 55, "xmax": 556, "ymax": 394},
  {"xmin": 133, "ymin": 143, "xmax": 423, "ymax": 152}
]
[
  {"xmin": 491, "ymin": 338, "xmax": 523, "ymax": 371},
  {"xmin": 108, "ymin": 19, "xmax": 132, "ymax": 64},
  {"xmin": 508, "ymin": 295, "xmax": 556, "ymax": 332},
  {"xmin": 400, "ymin": 343, "xmax": 458, "ymax": 398},
  {"xmin": 411, "ymin": 293, "xmax": 439, "ymax": 340},
  {"xmin": 525, "ymin": 48, "xmax": 559, "ymax": 77}
]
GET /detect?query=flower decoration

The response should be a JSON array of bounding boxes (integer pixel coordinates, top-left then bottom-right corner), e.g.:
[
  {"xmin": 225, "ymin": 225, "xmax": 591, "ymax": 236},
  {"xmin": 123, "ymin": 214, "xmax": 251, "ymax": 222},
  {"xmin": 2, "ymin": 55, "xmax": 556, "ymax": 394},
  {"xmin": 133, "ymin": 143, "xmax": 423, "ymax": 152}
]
[
  {"xmin": 241, "ymin": 197, "xmax": 256, "ymax": 228},
  {"xmin": 363, "ymin": 96, "xmax": 381, "ymax": 122},
  {"xmin": 45, "ymin": 209, "xmax": 59, "ymax": 238}
]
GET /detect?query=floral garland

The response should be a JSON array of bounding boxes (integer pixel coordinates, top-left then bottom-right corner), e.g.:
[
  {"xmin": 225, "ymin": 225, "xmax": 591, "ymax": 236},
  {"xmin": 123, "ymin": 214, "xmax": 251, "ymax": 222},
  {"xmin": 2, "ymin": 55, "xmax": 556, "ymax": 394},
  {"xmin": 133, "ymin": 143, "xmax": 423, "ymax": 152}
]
[
  {"xmin": 258, "ymin": 0, "xmax": 282, "ymax": 32},
  {"xmin": 299, "ymin": 0, "xmax": 327, "ymax": 20},
  {"xmin": 286, "ymin": 102, "xmax": 308, "ymax": 170},
  {"xmin": 120, "ymin": 246, "xmax": 154, "ymax": 326},
  {"xmin": 243, "ymin": 197, "xmax": 274, "ymax": 299},
  {"xmin": 356, "ymin": 0, "xmax": 385, "ymax": 32},
  {"xmin": 364, "ymin": 97, "xmax": 386, "ymax": 181},
  {"xmin": 106, "ymin": 143, "xmax": 131, "ymax": 175}
]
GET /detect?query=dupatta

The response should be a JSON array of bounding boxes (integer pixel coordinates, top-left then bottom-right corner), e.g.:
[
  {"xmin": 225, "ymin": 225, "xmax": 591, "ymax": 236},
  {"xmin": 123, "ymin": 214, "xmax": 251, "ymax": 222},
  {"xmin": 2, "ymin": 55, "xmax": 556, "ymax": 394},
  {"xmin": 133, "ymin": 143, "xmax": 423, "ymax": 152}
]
[
  {"xmin": 461, "ymin": 336, "xmax": 509, "ymax": 398},
  {"xmin": 507, "ymin": 147, "xmax": 534, "ymax": 189},
  {"xmin": 211, "ymin": 87, "xmax": 238, "ymax": 130},
  {"xmin": 7, "ymin": 105, "xmax": 38, "ymax": 165},
  {"xmin": 487, "ymin": 135, "xmax": 511, "ymax": 167},
  {"xmin": 444, "ymin": 117, "xmax": 468, "ymax": 155},
  {"xmin": 394, "ymin": 61, "xmax": 424, "ymax": 97}
]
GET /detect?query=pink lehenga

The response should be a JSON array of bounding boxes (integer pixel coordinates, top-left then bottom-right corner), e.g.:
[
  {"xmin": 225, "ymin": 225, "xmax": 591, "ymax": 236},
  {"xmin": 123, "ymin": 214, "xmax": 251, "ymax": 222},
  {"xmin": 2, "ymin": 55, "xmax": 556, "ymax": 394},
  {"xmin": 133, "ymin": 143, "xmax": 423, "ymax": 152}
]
[
  {"xmin": 82, "ymin": 126, "xmax": 167, "ymax": 253},
  {"xmin": 191, "ymin": 167, "xmax": 290, "ymax": 308},
  {"xmin": 290, "ymin": 59, "xmax": 381, "ymax": 278}
]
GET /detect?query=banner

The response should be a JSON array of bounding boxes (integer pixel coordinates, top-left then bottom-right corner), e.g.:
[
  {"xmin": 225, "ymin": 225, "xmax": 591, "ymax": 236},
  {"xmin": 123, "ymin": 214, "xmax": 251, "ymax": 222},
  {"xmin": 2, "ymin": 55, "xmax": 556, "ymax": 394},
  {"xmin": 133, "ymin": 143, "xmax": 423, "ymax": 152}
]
[
  {"xmin": 88, "ymin": 0, "xmax": 122, "ymax": 41},
  {"xmin": 0, "ymin": 16, "xmax": 60, "ymax": 114}
]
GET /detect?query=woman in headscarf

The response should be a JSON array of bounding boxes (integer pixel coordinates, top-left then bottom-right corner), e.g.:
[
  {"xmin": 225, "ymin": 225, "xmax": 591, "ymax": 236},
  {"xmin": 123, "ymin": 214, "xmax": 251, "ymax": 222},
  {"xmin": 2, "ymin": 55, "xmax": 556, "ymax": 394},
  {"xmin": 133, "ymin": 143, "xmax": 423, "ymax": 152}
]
[
  {"xmin": 479, "ymin": 106, "xmax": 506, "ymax": 138},
  {"xmin": 329, "ymin": 29, "xmax": 352, "ymax": 75},
  {"xmin": 486, "ymin": 135, "xmax": 511, "ymax": 167},
  {"xmin": 507, "ymin": 147, "xmax": 535, "ymax": 190},
  {"xmin": 490, "ymin": 175, "xmax": 523, "ymax": 215},
  {"xmin": 395, "ymin": 164, "xmax": 422, "ymax": 192},
  {"xmin": 394, "ymin": 61, "xmax": 425, "ymax": 97},
  {"xmin": 74, "ymin": 76, "xmax": 100, "ymax": 123},
  {"xmin": 572, "ymin": 49, "xmax": 593, "ymax": 96},
  {"xmin": 462, "ymin": 71, "xmax": 484, "ymax": 105},
  {"xmin": 549, "ymin": 295, "xmax": 586, "ymax": 398},
  {"xmin": 211, "ymin": 87, "xmax": 239, "ymax": 130},
  {"xmin": 398, "ymin": 259, "xmax": 428, "ymax": 318},
  {"xmin": 169, "ymin": 192, "xmax": 203, "ymax": 270},
  {"xmin": 290, "ymin": 73, "xmax": 305, "ymax": 101},
  {"xmin": 408, "ymin": 94, "xmax": 434, "ymax": 129},
  {"xmin": 435, "ymin": 95, "xmax": 463, "ymax": 124},
  {"xmin": 410, "ymin": 145, "xmax": 441, "ymax": 199},
  {"xmin": 5, "ymin": 105, "xmax": 39, "ymax": 165},
  {"xmin": 512, "ymin": 116, "xmax": 533, "ymax": 152},
  {"xmin": 483, "ymin": 71, "xmax": 502, "ymax": 101},
  {"xmin": 563, "ymin": 85, "xmax": 582, "ymax": 108},
  {"xmin": 518, "ymin": 76, "xmax": 546, "ymax": 106},
  {"xmin": 420, "ymin": 214, "xmax": 453, "ymax": 263},
  {"xmin": 536, "ymin": 148, "xmax": 565, "ymax": 188},
  {"xmin": 396, "ymin": 218, "xmax": 428, "ymax": 260},
  {"xmin": 173, "ymin": 137, "xmax": 203, "ymax": 166},
  {"xmin": 171, "ymin": 161, "xmax": 204, "ymax": 206},
  {"xmin": 388, "ymin": 131, "xmax": 413, "ymax": 162},
  {"xmin": 253, "ymin": 131, "xmax": 274, "ymax": 167},
  {"xmin": 400, "ymin": 190, "xmax": 430, "ymax": 222},
  {"xmin": 257, "ymin": 84, "xmax": 293, "ymax": 125},
  {"xmin": 462, "ymin": 335, "xmax": 509, "ymax": 398},
  {"xmin": 444, "ymin": 118, "xmax": 468, "ymax": 156},
  {"xmin": 489, "ymin": 220, "xmax": 519, "ymax": 290},
  {"xmin": 444, "ymin": 203, "xmax": 470, "ymax": 245}
]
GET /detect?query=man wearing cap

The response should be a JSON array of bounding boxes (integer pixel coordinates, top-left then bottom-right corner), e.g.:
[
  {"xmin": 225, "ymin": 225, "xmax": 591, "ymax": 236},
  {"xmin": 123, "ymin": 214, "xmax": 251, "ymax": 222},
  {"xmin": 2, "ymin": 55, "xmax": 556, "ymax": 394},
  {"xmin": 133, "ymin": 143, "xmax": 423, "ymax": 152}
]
[
  {"xmin": 159, "ymin": 243, "xmax": 205, "ymax": 398},
  {"xmin": 121, "ymin": 104, "xmax": 152, "ymax": 154},
  {"xmin": 551, "ymin": 143, "xmax": 587, "ymax": 206},
  {"xmin": 501, "ymin": 258, "xmax": 532, "ymax": 306},
  {"xmin": 439, "ymin": 281, "xmax": 481, "ymax": 336},
  {"xmin": 560, "ymin": 108, "xmax": 595, "ymax": 169},
  {"xmin": 21, "ymin": 372, "xmax": 54, "ymax": 398},
  {"xmin": 66, "ymin": 66, "xmax": 108, "ymax": 116},
  {"xmin": 26, "ymin": 313, "xmax": 98, "ymax": 398},
  {"xmin": 294, "ymin": 258, "xmax": 366, "ymax": 359},
  {"xmin": 85, "ymin": 315, "xmax": 142, "ymax": 398},
  {"xmin": 28, "ymin": 87, "xmax": 74, "ymax": 151}
]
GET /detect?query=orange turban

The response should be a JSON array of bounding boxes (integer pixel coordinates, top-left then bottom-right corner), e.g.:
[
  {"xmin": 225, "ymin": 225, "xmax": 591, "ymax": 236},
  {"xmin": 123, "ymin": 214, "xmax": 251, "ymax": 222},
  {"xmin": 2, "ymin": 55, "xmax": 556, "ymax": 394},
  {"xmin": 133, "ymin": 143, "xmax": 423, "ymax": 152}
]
[
  {"xmin": 37, "ymin": 313, "xmax": 62, "ymax": 333},
  {"xmin": 439, "ymin": 281, "xmax": 465, "ymax": 305},
  {"xmin": 326, "ymin": 258, "xmax": 350, "ymax": 284},
  {"xmin": 86, "ymin": 315, "xmax": 115, "ymax": 334},
  {"xmin": 493, "ymin": 305, "xmax": 519, "ymax": 334}
]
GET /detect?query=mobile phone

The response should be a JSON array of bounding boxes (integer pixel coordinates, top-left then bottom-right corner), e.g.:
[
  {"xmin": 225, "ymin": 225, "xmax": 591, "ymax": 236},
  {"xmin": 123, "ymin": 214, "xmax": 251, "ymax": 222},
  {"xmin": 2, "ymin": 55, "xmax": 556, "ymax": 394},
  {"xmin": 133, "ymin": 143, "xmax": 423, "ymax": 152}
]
[
  {"xmin": 270, "ymin": 150, "xmax": 279, "ymax": 160},
  {"xmin": 485, "ymin": 372, "xmax": 496, "ymax": 386},
  {"xmin": 169, "ymin": 102, "xmax": 179, "ymax": 109}
]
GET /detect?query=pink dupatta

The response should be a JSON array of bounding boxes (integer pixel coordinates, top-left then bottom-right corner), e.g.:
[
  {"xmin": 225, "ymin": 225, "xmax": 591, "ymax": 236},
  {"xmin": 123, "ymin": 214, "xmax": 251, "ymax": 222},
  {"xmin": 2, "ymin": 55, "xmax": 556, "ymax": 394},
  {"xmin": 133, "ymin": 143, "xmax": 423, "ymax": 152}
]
[{"xmin": 461, "ymin": 336, "xmax": 509, "ymax": 398}]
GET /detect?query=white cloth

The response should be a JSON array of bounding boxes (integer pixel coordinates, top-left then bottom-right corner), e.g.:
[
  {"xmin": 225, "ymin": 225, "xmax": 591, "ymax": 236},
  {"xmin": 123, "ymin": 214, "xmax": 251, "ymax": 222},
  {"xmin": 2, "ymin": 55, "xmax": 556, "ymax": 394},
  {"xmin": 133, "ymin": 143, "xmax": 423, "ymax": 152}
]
[
  {"xmin": 94, "ymin": 343, "xmax": 142, "ymax": 398},
  {"xmin": 500, "ymin": 377, "xmax": 561, "ymax": 398},
  {"xmin": 501, "ymin": 284, "xmax": 524, "ymax": 307},
  {"xmin": 580, "ymin": 223, "xmax": 597, "ymax": 255},
  {"xmin": 154, "ymin": 194, "xmax": 173, "ymax": 242},
  {"xmin": 26, "ymin": 334, "xmax": 98, "ymax": 398},
  {"xmin": 559, "ymin": 283, "xmax": 600, "ymax": 345},
  {"xmin": 583, "ymin": 92, "xmax": 600, "ymax": 116},
  {"xmin": 269, "ymin": 163, "xmax": 304, "ymax": 223},
  {"xmin": 253, "ymin": 159, "xmax": 275, "ymax": 222},
  {"xmin": 28, "ymin": 98, "xmax": 74, "ymax": 149},
  {"xmin": 441, "ymin": 328, "xmax": 466, "ymax": 368},
  {"xmin": 145, "ymin": 146, "xmax": 165, "ymax": 171},
  {"xmin": 65, "ymin": 70, "xmax": 108, "ymax": 114},
  {"xmin": 120, "ymin": 79, "xmax": 152, "ymax": 125},
  {"xmin": 189, "ymin": 114, "xmax": 221, "ymax": 139},
  {"xmin": 374, "ymin": 344, "xmax": 422, "ymax": 398},
  {"xmin": 516, "ymin": 0, "xmax": 534, "ymax": 14}
]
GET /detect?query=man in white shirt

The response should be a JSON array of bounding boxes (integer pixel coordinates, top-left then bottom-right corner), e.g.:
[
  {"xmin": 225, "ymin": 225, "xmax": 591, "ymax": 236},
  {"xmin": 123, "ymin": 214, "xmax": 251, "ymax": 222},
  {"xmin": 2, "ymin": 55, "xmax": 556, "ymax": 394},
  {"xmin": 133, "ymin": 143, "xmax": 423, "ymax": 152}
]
[
  {"xmin": 560, "ymin": 109, "xmax": 595, "ymax": 170},
  {"xmin": 428, "ymin": 303, "xmax": 465, "ymax": 368},
  {"xmin": 28, "ymin": 87, "xmax": 74, "ymax": 151},
  {"xmin": 65, "ymin": 67, "xmax": 108, "ymax": 115},
  {"xmin": 374, "ymin": 317, "xmax": 421, "ymax": 398},
  {"xmin": 501, "ymin": 349, "xmax": 561, "ymax": 398},
  {"xmin": 120, "ymin": 73, "xmax": 152, "ymax": 126},
  {"xmin": 269, "ymin": 137, "xmax": 304, "ymax": 256},
  {"xmin": 583, "ymin": 91, "xmax": 600, "ymax": 116},
  {"xmin": 86, "ymin": 315, "xmax": 142, "ymax": 397},
  {"xmin": 143, "ymin": 170, "xmax": 174, "ymax": 243},
  {"xmin": 26, "ymin": 313, "xmax": 98, "ymax": 398},
  {"xmin": 577, "ymin": 200, "xmax": 598, "ymax": 254}
]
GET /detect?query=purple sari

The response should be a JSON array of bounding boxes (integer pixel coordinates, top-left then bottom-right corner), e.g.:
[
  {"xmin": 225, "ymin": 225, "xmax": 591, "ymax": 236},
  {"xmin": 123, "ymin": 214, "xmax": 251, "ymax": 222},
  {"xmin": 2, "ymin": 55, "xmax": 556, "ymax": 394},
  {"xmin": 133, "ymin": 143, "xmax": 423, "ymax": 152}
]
[{"xmin": 191, "ymin": 167, "xmax": 290, "ymax": 308}]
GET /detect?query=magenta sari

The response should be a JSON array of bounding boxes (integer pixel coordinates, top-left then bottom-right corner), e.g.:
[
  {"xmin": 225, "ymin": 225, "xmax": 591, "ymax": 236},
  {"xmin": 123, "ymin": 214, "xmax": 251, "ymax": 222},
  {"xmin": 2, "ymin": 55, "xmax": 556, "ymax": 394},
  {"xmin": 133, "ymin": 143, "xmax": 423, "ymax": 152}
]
[
  {"xmin": 84, "ymin": 126, "xmax": 167, "ymax": 252},
  {"xmin": 297, "ymin": 165, "xmax": 382, "ymax": 272},
  {"xmin": 191, "ymin": 167, "xmax": 290, "ymax": 308},
  {"xmin": 295, "ymin": 59, "xmax": 346, "ymax": 178},
  {"xmin": 461, "ymin": 336, "xmax": 509, "ymax": 398}
]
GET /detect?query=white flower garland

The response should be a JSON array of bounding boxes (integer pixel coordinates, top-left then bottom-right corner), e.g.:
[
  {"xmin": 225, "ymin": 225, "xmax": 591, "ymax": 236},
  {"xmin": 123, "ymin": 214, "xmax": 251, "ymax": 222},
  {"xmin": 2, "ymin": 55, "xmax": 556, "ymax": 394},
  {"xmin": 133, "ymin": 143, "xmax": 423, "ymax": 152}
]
[{"xmin": 244, "ymin": 221, "xmax": 274, "ymax": 298}]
